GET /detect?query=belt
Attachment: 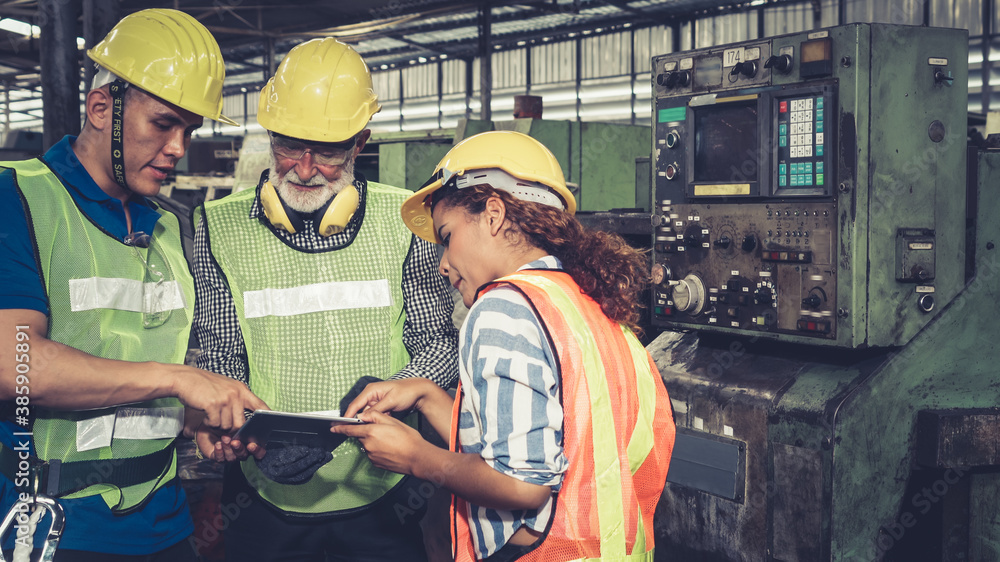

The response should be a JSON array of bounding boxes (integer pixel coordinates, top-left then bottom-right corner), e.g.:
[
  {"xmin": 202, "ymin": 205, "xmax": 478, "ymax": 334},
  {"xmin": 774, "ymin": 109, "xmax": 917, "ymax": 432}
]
[{"xmin": 0, "ymin": 441, "xmax": 175, "ymax": 498}]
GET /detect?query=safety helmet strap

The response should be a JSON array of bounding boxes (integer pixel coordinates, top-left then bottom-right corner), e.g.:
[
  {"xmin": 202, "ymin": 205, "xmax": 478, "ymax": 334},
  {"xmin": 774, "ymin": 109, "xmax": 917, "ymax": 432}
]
[{"xmin": 108, "ymin": 79, "xmax": 130, "ymax": 192}]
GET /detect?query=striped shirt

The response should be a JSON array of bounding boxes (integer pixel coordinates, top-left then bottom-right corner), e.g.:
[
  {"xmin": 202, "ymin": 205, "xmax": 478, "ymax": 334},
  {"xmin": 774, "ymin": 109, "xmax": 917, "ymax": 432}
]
[
  {"xmin": 458, "ymin": 256, "xmax": 569, "ymax": 559},
  {"xmin": 192, "ymin": 176, "xmax": 459, "ymax": 389}
]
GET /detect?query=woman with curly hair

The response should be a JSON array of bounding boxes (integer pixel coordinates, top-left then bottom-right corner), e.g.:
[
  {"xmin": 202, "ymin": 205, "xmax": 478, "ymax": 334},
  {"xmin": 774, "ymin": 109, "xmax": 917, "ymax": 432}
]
[{"xmin": 335, "ymin": 131, "xmax": 675, "ymax": 562}]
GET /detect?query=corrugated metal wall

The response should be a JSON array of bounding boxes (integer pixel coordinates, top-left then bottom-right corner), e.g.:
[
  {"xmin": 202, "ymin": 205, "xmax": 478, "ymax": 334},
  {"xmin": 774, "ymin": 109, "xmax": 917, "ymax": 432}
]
[{"xmin": 214, "ymin": 0, "xmax": 995, "ymax": 135}]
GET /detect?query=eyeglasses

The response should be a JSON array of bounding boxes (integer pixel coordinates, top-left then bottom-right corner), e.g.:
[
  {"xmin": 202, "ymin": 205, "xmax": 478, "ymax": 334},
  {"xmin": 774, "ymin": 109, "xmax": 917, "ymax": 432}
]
[
  {"xmin": 270, "ymin": 133, "xmax": 357, "ymax": 166},
  {"xmin": 125, "ymin": 232, "xmax": 175, "ymax": 329}
]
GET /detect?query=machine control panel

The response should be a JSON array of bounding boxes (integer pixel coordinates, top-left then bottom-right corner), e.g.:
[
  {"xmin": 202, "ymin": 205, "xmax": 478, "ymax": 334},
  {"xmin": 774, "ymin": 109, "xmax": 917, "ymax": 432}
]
[
  {"xmin": 652, "ymin": 40, "xmax": 840, "ymax": 339},
  {"xmin": 652, "ymin": 201, "xmax": 837, "ymax": 338},
  {"xmin": 649, "ymin": 25, "xmax": 967, "ymax": 347}
]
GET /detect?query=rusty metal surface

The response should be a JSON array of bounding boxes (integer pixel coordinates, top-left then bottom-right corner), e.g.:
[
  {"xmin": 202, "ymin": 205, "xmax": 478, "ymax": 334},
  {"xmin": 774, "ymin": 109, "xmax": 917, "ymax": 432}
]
[
  {"xmin": 650, "ymin": 330, "xmax": 807, "ymax": 562},
  {"xmin": 916, "ymin": 409, "xmax": 1000, "ymax": 469},
  {"xmin": 771, "ymin": 443, "xmax": 824, "ymax": 561}
]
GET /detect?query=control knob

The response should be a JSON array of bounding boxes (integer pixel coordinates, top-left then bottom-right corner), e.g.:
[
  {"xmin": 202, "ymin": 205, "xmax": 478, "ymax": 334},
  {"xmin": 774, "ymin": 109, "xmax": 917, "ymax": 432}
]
[
  {"xmin": 660, "ymin": 70, "xmax": 691, "ymax": 88},
  {"xmin": 670, "ymin": 274, "xmax": 706, "ymax": 315},
  {"xmin": 764, "ymin": 54, "xmax": 794, "ymax": 74},
  {"xmin": 684, "ymin": 228, "xmax": 704, "ymax": 249},
  {"xmin": 651, "ymin": 263, "xmax": 671, "ymax": 286},
  {"xmin": 741, "ymin": 234, "xmax": 758, "ymax": 253},
  {"xmin": 802, "ymin": 294, "xmax": 822, "ymax": 309},
  {"xmin": 665, "ymin": 130, "xmax": 680, "ymax": 149},
  {"xmin": 664, "ymin": 162, "xmax": 679, "ymax": 181},
  {"xmin": 754, "ymin": 285, "xmax": 774, "ymax": 306},
  {"xmin": 729, "ymin": 61, "xmax": 758, "ymax": 79}
]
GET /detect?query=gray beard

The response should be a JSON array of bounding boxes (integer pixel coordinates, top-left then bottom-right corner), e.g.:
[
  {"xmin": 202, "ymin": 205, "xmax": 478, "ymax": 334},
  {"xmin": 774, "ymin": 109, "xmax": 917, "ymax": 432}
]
[{"xmin": 270, "ymin": 158, "xmax": 356, "ymax": 213}]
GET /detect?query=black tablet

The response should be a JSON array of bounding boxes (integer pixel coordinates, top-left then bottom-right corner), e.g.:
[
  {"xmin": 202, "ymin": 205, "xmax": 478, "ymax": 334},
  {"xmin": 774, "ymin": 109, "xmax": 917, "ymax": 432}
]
[{"xmin": 233, "ymin": 410, "xmax": 367, "ymax": 449}]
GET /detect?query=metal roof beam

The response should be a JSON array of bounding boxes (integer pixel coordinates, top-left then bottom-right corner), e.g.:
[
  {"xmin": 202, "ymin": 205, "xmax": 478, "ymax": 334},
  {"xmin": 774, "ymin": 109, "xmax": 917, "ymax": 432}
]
[{"xmin": 596, "ymin": 0, "xmax": 677, "ymax": 26}]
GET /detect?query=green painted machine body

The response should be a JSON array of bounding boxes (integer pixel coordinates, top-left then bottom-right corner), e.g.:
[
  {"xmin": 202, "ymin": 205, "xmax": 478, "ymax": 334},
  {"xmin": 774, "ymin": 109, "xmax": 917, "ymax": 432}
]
[
  {"xmin": 373, "ymin": 130, "xmax": 454, "ymax": 192},
  {"xmin": 648, "ymin": 24, "xmax": 1000, "ymax": 561}
]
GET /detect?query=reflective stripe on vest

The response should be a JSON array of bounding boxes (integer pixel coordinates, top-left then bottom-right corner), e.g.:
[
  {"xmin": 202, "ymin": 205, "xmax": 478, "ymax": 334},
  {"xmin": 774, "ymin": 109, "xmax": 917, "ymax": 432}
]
[
  {"xmin": 450, "ymin": 270, "xmax": 674, "ymax": 561},
  {"xmin": 69, "ymin": 277, "xmax": 186, "ymax": 314},
  {"xmin": 7, "ymin": 158, "xmax": 191, "ymax": 512},
  {"xmin": 203, "ymin": 180, "xmax": 414, "ymax": 514},
  {"xmin": 243, "ymin": 279, "xmax": 392, "ymax": 318}
]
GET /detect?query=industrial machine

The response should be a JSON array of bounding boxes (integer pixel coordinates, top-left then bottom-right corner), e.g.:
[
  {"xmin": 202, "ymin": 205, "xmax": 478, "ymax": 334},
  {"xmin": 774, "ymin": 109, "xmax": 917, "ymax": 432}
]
[{"xmin": 647, "ymin": 23, "xmax": 1000, "ymax": 561}]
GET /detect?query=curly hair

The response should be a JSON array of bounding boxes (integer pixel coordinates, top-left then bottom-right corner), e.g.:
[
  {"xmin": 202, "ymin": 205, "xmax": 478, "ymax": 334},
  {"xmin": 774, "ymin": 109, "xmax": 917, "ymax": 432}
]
[{"xmin": 436, "ymin": 185, "xmax": 649, "ymax": 333}]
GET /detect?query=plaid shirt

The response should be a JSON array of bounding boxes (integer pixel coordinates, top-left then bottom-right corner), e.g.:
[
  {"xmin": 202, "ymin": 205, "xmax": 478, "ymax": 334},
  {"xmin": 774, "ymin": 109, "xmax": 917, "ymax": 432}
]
[{"xmin": 192, "ymin": 177, "xmax": 458, "ymax": 390}]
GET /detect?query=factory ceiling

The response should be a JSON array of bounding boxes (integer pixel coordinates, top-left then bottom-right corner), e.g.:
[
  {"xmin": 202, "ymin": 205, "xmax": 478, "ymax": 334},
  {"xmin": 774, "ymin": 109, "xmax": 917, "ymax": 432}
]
[{"xmin": 0, "ymin": 0, "xmax": 795, "ymax": 126}]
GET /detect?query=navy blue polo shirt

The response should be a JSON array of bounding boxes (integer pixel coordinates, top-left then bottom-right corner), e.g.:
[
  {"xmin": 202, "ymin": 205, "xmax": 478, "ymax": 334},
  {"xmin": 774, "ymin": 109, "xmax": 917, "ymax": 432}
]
[{"xmin": 0, "ymin": 136, "xmax": 193, "ymax": 554}]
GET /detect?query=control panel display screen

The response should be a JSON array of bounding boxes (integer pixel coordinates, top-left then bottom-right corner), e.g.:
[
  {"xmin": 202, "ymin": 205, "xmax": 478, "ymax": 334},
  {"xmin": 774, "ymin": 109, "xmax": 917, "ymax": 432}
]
[{"xmin": 693, "ymin": 102, "xmax": 759, "ymax": 183}]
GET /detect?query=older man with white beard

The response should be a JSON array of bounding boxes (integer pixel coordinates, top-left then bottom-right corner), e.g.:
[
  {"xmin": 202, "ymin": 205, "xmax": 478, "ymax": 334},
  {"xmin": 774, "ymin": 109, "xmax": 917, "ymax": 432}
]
[{"xmin": 189, "ymin": 38, "xmax": 458, "ymax": 562}]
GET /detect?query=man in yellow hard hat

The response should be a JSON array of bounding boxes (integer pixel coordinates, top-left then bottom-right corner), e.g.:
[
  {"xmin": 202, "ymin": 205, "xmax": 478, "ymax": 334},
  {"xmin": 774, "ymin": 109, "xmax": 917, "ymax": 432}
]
[
  {"xmin": 0, "ymin": 9, "xmax": 266, "ymax": 561},
  {"xmin": 191, "ymin": 38, "xmax": 458, "ymax": 561}
]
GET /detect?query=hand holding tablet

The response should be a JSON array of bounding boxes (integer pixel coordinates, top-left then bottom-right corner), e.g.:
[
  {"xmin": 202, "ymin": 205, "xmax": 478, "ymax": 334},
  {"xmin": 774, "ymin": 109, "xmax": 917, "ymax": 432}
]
[{"xmin": 233, "ymin": 410, "xmax": 368, "ymax": 449}]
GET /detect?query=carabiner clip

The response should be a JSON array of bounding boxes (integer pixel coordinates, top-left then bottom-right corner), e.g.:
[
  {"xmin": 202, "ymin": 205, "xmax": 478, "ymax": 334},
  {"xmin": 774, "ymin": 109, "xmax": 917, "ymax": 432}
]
[{"xmin": 0, "ymin": 494, "xmax": 65, "ymax": 562}]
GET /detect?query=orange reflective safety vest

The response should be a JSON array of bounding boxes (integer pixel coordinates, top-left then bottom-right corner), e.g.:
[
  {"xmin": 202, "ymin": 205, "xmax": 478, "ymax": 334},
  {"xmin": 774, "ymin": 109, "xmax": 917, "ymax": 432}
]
[{"xmin": 450, "ymin": 269, "xmax": 675, "ymax": 561}]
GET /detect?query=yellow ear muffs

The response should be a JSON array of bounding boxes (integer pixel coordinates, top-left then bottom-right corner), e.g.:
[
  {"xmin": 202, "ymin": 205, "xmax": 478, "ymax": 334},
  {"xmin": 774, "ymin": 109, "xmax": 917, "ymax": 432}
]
[
  {"xmin": 261, "ymin": 180, "xmax": 360, "ymax": 237},
  {"xmin": 317, "ymin": 184, "xmax": 359, "ymax": 236},
  {"xmin": 260, "ymin": 181, "xmax": 299, "ymax": 234}
]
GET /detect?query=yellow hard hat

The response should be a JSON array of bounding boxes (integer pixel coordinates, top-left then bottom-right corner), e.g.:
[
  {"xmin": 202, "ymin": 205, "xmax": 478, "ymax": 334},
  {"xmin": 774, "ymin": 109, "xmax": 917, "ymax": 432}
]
[
  {"xmin": 87, "ymin": 9, "xmax": 237, "ymax": 126},
  {"xmin": 258, "ymin": 38, "xmax": 381, "ymax": 143},
  {"xmin": 401, "ymin": 131, "xmax": 576, "ymax": 244}
]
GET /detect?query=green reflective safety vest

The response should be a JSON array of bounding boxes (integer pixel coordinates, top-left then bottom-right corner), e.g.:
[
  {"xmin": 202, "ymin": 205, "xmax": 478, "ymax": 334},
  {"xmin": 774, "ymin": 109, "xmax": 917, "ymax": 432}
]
[
  {"xmin": 7, "ymin": 158, "xmax": 192, "ymax": 512},
  {"xmin": 203, "ymin": 180, "xmax": 413, "ymax": 514}
]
